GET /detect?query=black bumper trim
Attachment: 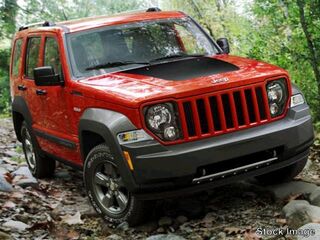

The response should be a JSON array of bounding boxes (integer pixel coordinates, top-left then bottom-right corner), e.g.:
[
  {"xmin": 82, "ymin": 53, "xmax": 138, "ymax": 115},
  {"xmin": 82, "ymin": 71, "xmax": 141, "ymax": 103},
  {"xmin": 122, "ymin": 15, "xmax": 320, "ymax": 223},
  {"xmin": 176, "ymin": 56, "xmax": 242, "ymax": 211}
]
[
  {"xmin": 134, "ymin": 149, "xmax": 309, "ymax": 200},
  {"xmin": 192, "ymin": 156, "xmax": 278, "ymax": 184}
]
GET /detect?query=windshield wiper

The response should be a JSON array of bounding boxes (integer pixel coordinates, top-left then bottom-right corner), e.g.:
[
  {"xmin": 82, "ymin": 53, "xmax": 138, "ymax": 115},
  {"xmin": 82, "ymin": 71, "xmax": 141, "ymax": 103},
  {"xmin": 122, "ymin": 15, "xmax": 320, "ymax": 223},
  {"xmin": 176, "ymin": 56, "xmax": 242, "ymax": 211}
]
[
  {"xmin": 85, "ymin": 61, "xmax": 149, "ymax": 70},
  {"xmin": 150, "ymin": 53, "xmax": 206, "ymax": 63}
]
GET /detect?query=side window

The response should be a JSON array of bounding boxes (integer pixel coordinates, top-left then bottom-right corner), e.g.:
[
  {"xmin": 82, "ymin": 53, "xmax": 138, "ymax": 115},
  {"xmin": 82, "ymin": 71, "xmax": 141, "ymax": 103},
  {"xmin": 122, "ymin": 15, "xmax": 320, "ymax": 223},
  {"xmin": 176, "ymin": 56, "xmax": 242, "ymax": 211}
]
[
  {"xmin": 44, "ymin": 37, "xmax": 62, "ymax": 76},
  {"xmin": 25, "ymin": 37, "xmax": 41, "ymax": 79},
  {"xmin": 12, "ymin": 39, "xmax": 23, "ymax": 77}
]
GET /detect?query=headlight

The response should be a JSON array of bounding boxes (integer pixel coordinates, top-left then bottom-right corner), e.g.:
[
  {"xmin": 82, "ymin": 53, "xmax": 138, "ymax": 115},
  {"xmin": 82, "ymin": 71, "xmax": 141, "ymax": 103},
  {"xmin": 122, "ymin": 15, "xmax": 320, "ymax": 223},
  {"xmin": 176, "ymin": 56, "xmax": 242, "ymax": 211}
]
[
  {"xmin": 266, "ymin": 79, "xmax": 288, "ymax": 117},
  {"xmin": 145, "ymin": 103, "xmax": 181, "ymax": 141}
]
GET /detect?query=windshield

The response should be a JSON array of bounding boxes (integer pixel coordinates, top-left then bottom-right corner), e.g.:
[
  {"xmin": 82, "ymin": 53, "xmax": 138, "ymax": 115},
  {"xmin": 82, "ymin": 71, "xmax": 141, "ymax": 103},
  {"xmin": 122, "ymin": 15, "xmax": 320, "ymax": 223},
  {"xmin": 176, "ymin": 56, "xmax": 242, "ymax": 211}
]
[{"xmin": 66, "ymin": 18, "xmax": 219, "ymax": 78}]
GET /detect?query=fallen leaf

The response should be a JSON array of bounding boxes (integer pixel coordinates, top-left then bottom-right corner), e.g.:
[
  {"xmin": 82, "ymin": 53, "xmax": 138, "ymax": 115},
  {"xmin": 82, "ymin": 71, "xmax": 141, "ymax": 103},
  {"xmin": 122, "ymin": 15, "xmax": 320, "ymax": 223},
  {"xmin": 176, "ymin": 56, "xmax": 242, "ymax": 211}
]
[
  {"xmin": 224, "ymin": 227, "xmax": 243, "ymax": 235},
  {"xmin": 4, "ymin": 172, "xmax": 13, "ymax": 183},
  {"xmin": 244, "ymin": 230, "xmax": 261, "ymax": 240},
  {"xmin": 3, "ymin": 220, "xmax": 30, "ymax": 231},
  {"xmin": 276, "ymin": 218, "xmax": 287, "ymax": 225},
  {"xmin": 66, "ymin": 230, "xmax": 80, "ymax": 240},
  {"xmin": 285, "ymin": 193, "xmax": 303, "ymax": 202},
  {"xmin": 3, "ymin": 200, "xmax": 16, "ymax": 209},
  {"xmin": 10, "ymin": 191, "xmax": 24, "ymax": 199},
  {"xmin": 60, "ymin": 211, "xmax": 83, "ymax": 225}
]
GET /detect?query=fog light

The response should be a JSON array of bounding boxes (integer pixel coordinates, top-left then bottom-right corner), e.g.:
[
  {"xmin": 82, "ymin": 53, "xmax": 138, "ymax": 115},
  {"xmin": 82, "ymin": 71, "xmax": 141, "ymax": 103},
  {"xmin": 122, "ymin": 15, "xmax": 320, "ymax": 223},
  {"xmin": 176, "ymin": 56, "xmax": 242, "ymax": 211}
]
[
  {"xmin": 163, "ymin": 126, "xmax": 177, "ymax": 140},
  {"xmin": 270, "ymin": 103, "xmax": 279, "ymax": 116},
  {"xmin": 291, "ymin": 94, "xmax": 304, "ymax": 107}
]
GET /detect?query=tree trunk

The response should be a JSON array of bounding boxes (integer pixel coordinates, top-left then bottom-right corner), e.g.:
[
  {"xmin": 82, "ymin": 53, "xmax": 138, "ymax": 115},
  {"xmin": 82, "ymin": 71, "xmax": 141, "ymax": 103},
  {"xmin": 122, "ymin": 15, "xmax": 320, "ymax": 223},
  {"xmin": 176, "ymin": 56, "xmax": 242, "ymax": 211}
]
[{"xmin": 297, "ymin": 0, "xmax": 320, "ymax": 119}]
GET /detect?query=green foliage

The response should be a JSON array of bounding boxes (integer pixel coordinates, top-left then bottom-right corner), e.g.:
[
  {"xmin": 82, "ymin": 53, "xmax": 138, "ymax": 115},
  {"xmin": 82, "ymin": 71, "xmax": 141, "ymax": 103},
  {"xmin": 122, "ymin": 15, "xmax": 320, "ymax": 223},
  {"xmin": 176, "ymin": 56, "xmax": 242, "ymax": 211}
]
[
  {"xmin": 0, "ymin": 0, "xmax": 319, "ymax": 123},
  {"xmin": 0, "ymin": 48, "xmax": 10, "ymax": 114}
]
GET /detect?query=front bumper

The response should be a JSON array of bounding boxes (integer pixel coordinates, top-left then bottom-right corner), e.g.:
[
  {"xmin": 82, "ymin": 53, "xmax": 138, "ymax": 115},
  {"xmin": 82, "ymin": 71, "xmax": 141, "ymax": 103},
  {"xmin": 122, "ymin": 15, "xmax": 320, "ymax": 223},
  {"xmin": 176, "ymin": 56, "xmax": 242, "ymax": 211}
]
[{"xmin": 121, "ymin": 103, "xmax": 314, "ymax": 198}]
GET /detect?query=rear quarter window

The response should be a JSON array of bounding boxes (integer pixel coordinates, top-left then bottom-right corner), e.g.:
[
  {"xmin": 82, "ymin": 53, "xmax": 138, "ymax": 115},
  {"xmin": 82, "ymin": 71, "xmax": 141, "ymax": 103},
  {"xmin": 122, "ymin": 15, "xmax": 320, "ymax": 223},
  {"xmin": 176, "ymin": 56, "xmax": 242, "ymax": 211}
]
[{"xmin": 11, "ymin": 38, "xmax": 23, "ymax": 77}]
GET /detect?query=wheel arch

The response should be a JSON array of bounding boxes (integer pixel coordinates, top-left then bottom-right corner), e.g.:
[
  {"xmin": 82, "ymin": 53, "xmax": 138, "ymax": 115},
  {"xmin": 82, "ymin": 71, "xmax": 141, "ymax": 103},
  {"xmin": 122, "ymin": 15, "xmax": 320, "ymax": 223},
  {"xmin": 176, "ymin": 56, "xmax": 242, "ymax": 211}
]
[
  {"xmin": 11, "ymin": 96, "xmax": 32, "ymax": 142},
  {"xmin": 79, "ymin": 108, "xmax": 139, "ymax": 192}
]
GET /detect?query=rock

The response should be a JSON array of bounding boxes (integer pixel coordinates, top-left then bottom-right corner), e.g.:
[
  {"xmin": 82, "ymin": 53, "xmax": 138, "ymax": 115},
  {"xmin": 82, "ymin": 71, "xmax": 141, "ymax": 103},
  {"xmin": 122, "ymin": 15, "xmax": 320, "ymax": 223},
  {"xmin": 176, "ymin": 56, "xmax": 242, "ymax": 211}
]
[
  {"xmin": 146, "ymin": 234, "xmax": 186, "ymax": 240},
  {"xmin": 157, "ymin": 227, "xmax": 165, "ymax": 233},
  {"xmin": 106, "ymin": 234, "xmax": 123, "ymax": 240},
  {"xmin": 136, "ymin": 221, "xmax": 158, "ymax": 233},
  {"xmin": 0, "ymin": 231, "xmax": 11, "ymax": 240},
  {"xmin": 12, "ymin": 166, "xmax": 33, "ymax": 178},
  {"xmin": 2, "ymin": 220, "xmax": 30, "ymax": 231},
  {"xmin": 267, "ymin": 181, "xmax": 317, "ymax": 200},
  {"xmin": 210, "ymin": 232, "xmax": 226, "ymax": 240},
  {"xmin": 12, "ymin": 166, "xmax": 38, "ymax": 188},
  {"xmin": 14, "ymin": 178, "xmax": 38, "ymax": 188},
  {"xmin": 282, "ymin": 200, "xmax": 320, "ymax": 229},
  {"xmin": 54, "ymin": 171, "xmax": 72, "ymax": 180},
  {"xmin": 158, "ymin": 216, "xmax": 173, "ymax": 227},
  {"xmin": 0, "ymin": 166, "xmax": 9, "ymax": 175},
  {"xmin": 297, "ymin": 223, "xmax": 320, "ymax": 240},
  {"xmin": 175, "ymin": 216, "xmax": 188, "ymax": 225},
  {"xmin": 4, "ymin": 150, "xmax": 19, "ymax": 158},
  {"xmin": 309, "ymin": 188, "xmax": 320, "ymax": 207},
  {"xmin": 0, "ymin": 175, "xmax": 13, "ymax": 192},
  {"xmin": 116, "ymin": 222, "xmax": 129, "ymax": 231},
  {"xmin": 178, "ymin": 199, "xmax": 204, "ymax": 218}
]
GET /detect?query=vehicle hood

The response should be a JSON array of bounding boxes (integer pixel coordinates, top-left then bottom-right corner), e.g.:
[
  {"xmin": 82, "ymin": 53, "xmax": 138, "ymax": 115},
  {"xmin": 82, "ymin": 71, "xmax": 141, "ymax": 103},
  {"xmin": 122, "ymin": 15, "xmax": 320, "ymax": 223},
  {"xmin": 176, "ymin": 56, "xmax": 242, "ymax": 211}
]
[{"xmin": 77, "ymin": 55, "xmax": 288, "ymax": 108}]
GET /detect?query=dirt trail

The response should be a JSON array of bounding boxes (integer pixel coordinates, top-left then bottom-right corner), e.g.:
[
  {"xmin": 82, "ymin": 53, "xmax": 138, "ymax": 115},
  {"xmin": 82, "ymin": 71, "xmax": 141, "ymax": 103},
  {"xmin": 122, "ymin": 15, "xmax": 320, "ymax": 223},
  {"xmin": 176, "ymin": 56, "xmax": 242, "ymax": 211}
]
[{"xmin": 0, "ymin": 118, "xmax": 319, "ymax": 240}]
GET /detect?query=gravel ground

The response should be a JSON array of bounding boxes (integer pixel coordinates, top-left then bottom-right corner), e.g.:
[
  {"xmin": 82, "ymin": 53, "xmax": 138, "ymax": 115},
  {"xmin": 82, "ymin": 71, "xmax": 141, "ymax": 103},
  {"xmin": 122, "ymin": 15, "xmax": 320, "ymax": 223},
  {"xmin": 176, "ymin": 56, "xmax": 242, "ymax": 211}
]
[{"xmin": 0, "ymin": 118, "xmax": 319, "ymax": 240}]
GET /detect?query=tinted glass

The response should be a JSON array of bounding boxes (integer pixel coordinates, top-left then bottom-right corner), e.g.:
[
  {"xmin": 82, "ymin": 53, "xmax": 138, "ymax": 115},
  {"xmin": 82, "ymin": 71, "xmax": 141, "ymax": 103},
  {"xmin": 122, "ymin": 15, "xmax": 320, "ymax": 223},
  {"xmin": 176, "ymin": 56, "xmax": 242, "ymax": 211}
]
[
  {"xmin": 67, "ymin": 18, "xmax": 218, "ymax": 78},
  {"xmin": 12, "ymin": 39, "xmax": 23, "ymax": 77},
  {"xmin": 44, "ymin": 37, "xmax": 62, "ymax": 76},
  {"xmin": 25, "ymin": 37, "xmax": 41, "ymax": 79}
]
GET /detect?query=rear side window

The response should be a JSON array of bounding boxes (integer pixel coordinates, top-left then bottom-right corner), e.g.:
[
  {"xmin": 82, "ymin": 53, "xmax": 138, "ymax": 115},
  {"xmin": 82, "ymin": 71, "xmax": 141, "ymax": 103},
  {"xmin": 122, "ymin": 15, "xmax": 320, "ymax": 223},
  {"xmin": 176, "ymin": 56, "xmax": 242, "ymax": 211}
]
[
  {"xmin": 25, "ymin": 37, "xmax": 41, "ymax": 79},
  {"xmin": 11, "ymin": 39, "xmax": 23, "ymax": 77},
  {"xmin": 44, "ymin": 37, "xmax": 62, "ymax": 76}
]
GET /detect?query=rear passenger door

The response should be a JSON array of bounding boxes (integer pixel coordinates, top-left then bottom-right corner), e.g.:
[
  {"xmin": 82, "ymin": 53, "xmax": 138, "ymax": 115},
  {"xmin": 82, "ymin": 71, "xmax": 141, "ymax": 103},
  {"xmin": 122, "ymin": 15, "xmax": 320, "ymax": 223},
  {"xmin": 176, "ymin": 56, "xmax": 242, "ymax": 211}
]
[{"xmin": 22, "ymin": 36, "xmax": 43, "ymax": 128}]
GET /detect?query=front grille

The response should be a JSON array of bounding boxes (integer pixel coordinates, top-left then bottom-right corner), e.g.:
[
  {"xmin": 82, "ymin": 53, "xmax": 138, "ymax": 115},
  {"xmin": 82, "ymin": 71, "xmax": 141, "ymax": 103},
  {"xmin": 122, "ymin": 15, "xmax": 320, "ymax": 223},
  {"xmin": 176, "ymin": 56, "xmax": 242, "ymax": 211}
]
[{"xmin": 177, "ymin": 83, "xmax": 273, "ymax": 140}]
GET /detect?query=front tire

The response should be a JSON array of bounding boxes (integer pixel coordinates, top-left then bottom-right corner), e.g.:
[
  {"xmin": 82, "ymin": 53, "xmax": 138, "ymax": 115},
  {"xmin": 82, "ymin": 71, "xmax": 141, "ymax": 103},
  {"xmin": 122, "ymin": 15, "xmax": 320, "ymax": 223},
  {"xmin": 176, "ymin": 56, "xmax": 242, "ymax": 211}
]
[
  {"xmin": 84, "ymin": 143, "xmax": 152, "ymax": 226},
  {"xmin": 21, "ymin": 121, "xmax": 56, "ymax": 178},
  {"xmin": 256, "ymin": 157, "xmax": 308, "ymax": 185}
]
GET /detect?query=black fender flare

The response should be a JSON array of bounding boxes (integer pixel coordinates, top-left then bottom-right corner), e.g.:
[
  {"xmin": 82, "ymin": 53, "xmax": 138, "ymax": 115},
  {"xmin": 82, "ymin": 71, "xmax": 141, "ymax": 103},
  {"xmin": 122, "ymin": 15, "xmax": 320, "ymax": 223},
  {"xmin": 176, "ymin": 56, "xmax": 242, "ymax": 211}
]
[
  {"xmin": 79, "ymin": 108, "xmax": 139, "ymax": 192},
  {"xmin": 11, "ymin": 96, "xmax": 33, "ymax": 141}
]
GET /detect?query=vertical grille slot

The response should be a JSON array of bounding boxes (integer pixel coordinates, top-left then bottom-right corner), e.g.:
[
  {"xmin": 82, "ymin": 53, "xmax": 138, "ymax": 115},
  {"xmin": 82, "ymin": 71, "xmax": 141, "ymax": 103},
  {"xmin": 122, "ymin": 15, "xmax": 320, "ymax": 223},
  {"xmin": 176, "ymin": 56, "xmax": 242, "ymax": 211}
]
[
  {"xmin": 255, "ymin": 87, "xmax": 267, "ymax": 120},
  {"xmin": 183, "ymin": 102, "xmax": 196, "ymax": 137},
  {"xmin": 233, "ymin": 91, "xmax": 245, "ymax": 126},
  {"xmin": 245, "ymin": 89, "xmax": 256, "ymax": 123},
  {"xmin": 221, "ymin": 94, "xmax": 234, "ymax": 128},
  {"xmin": 196, "ymin": 99, "xmax": 209, "ymax": 134},
  {"xmin": 209, "ymin": 96, "xmax": 222, "ymax": 131}
]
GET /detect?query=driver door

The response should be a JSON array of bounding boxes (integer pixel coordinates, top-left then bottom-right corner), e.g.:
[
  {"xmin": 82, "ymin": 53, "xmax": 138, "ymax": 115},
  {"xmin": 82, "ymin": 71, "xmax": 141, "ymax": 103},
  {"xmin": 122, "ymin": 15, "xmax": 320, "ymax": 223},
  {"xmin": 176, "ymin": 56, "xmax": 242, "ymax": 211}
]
[{"xmin": 35, "ymin": 34, "xmax": 74, "ymax": 159}]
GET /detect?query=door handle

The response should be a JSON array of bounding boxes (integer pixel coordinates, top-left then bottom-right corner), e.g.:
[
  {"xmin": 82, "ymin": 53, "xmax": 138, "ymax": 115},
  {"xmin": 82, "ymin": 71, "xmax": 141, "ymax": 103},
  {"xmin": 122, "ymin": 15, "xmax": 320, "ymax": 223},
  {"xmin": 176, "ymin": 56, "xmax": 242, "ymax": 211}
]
[
  {"xmin": 36, "ymin": 89, "xmax": 47, "ymax": 95},
  {"xmin": 18, "ymin": 85, "xmax": 27, "ymax": 91}
]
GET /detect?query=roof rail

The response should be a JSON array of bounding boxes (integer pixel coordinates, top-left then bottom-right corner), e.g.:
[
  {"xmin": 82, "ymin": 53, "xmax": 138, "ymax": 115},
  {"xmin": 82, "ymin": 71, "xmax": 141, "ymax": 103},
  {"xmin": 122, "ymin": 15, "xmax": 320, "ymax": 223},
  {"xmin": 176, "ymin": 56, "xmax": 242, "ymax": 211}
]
[
  {"xmin": 18, "ymin": 21, "xmax": 55, "ymax": 31},
  {"xmin": 146, "ymin": 7, "xmax": 161, "ymax": 12}
]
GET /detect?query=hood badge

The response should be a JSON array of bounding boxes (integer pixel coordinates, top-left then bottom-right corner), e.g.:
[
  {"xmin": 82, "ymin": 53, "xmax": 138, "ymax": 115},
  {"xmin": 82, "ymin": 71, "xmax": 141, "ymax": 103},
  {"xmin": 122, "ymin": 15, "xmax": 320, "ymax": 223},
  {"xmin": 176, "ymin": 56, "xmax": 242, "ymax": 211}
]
[{"xmin": 212, "ymin": 77, "xmax": 229, "ymax": 84}]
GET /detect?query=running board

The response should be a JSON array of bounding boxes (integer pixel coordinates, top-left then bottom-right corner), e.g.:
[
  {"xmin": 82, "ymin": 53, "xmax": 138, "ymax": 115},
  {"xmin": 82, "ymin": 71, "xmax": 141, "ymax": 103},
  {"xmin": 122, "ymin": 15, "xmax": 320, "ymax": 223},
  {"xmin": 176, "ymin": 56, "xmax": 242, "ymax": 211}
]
[{"xmin": 192, "ymin": 157, "xmax": 278, "ymax": 184}]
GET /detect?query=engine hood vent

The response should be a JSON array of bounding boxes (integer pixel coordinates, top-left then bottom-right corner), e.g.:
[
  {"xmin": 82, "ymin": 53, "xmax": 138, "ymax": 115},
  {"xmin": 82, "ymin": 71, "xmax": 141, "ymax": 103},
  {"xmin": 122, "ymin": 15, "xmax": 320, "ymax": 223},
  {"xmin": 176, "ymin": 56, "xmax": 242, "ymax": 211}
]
[{"xmin": 123, "ymin": 57, "xmax": 239, "ymax": 81}]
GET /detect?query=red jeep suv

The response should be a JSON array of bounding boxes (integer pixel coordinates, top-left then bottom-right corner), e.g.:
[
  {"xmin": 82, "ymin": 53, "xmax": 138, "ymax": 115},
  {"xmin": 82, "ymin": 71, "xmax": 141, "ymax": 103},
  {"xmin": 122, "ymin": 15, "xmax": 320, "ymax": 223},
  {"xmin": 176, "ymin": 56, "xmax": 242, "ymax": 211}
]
[{"xmin": 10, "ymin": 9, "xmax": 314, "ymax": 225}]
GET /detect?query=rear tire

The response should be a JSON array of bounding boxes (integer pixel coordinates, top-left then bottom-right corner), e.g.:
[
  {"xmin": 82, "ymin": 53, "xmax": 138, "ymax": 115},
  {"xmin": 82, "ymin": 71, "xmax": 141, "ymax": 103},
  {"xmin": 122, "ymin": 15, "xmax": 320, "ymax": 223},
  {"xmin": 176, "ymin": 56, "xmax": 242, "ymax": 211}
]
[
  {"xmin": 21, "ymin": 121, "xmax": 56, "ymax": 178},
  {"xmin": 256, "ymin": 157, "xmax": 308, "ymax": 185},
  {"xmin": 84, "ymin": 143, "xmax": 153, "ymax": 226}
]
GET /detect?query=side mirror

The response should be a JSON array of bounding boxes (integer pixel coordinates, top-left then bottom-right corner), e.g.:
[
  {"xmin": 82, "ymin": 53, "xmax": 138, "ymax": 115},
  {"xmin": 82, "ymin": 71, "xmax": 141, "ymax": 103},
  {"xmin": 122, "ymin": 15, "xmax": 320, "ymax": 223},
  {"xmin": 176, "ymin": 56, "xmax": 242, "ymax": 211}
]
[
  {"xmin": 34, "ymin": 66, "xmax": 63, "ymax": 86},
  {"xmin": 217, "ymin": 38, "xmax": 230, "ymax": 54}
]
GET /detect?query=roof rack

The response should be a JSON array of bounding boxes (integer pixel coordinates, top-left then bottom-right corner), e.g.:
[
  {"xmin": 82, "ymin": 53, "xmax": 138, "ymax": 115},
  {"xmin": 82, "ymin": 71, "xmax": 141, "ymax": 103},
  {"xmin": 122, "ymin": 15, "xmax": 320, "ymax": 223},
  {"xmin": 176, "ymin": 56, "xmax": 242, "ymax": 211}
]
[
  {"xmin": 146, "ymin": 7, "xmax": 161, "ymax": 12},
  {"xmin": 18, "ymin": 21, "xmax": 55, "ymax": 31}
]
